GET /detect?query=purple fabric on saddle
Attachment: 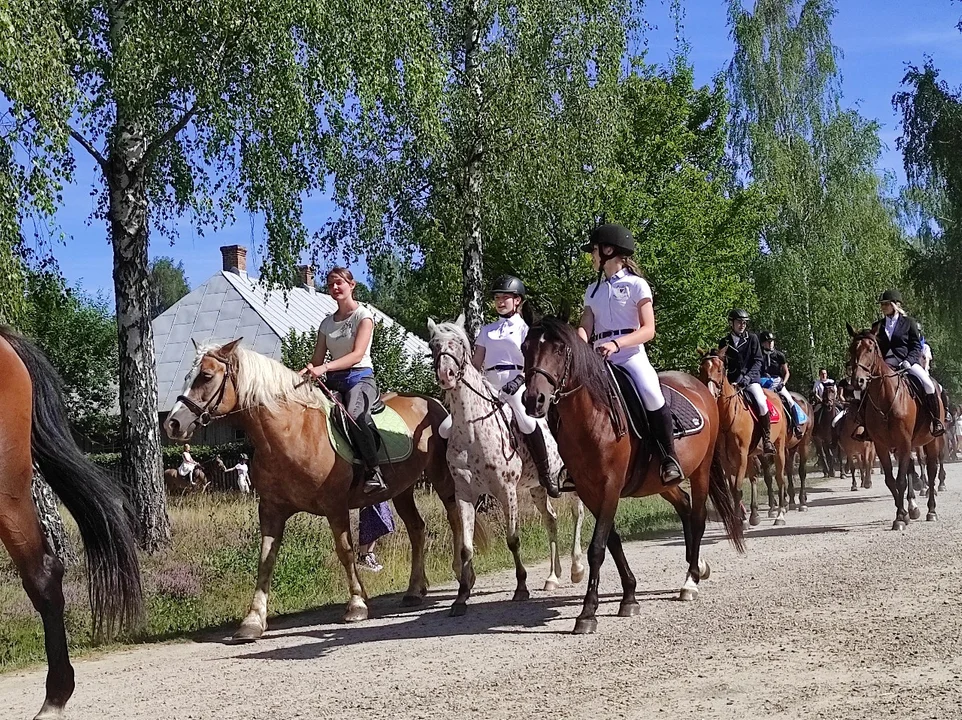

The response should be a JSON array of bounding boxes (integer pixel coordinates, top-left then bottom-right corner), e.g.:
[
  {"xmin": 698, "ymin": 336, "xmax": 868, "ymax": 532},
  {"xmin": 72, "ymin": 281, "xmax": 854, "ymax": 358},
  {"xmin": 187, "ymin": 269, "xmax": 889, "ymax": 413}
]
[{"xmin": 359, "ymin": 501, "xmax": 395, "ymax": 546}]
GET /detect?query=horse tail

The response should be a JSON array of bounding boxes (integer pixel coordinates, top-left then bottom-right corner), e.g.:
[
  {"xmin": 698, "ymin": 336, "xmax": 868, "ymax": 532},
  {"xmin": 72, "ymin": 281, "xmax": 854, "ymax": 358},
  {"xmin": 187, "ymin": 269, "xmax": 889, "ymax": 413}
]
[
  {"xmin": 708, "ymin": 447, "xmax": 746, "ymax": 554},
  {"xmin": 3, "ymin": 329, "xmax": 144, "ymax": 641}
]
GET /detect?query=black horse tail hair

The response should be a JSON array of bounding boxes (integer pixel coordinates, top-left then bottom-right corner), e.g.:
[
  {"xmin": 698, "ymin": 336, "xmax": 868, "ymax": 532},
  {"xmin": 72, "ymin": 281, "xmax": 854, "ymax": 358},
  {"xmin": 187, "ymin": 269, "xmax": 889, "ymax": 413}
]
[
  {"xmin": 707, "ymin": 447, "xmax": 746, "ymax": 554},
  {"xmin": 3, "ymin": 328, "xmax": 144, "ymax": 641}
]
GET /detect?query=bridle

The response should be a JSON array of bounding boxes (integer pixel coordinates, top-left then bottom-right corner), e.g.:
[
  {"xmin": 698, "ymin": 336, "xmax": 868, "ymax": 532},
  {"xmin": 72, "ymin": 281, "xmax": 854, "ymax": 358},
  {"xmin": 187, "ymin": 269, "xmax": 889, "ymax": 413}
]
[
  {"xmin": 527, "ymin": 345, "xmax": 579, "ymax": 405},
  {"xmin": 176, "ymin": 353, "xmax": 237, "ymax": 428},
  {"xmin": 431, "ymin": 344, "xmax": 501, "ymax": 405},
  {"xmin": 850, "ymin": 334, "xmax": 905, "ymax": 420}
]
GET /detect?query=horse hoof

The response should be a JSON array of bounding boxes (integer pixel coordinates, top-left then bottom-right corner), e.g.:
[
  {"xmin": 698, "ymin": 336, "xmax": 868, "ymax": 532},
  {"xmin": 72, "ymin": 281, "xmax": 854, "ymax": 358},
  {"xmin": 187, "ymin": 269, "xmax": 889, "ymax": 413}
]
[
  {"xmin": 512, "ymin": 589, "xmax": 531, "ymax": 602},
  {"xmin": 449, "ymin": 603, "xmax": 467, "ymax": 617},
  {"xmin": 939, "ymin": 484, "xmax": 946, "ymax": 492},
  {"xmin": 401, "ymin": 594, "xmax": 423, "ymax": 607},
  {"xmin": 749, "ymin": 514, "xmax": 761, "ymax": 527},
  {"xmin": 343, "ymin": 607, "xmax": 369, "ymax": 623},
  {"xmin": 788, "ymin": 502, "xmax": 796, "ymax": 511},
  {"xmin": 679, "ymin": 588, "xmax": 698, "ymax": 602},
  {"xmin": 863, "ymin": 481, "xmax": 872, "ymax": 489},
  {"xmin": 543, "ymin": 580, "xmax": 559, "ymax": 592},
  {"xmin": 892, "ymin": 520, "xmax": 907, "ymax": 532},
  {"xmin": 618, "ymin": 601, "xmax": 641, "ymax": 617},
  {"xmin": 767, "ymin": 509, "xmax": 778, "ymax": 519},
  {"xmin": 232, "ymin": 622, "xmax": 264, "ymax": 643},
  {"xmin": 910, "ymin": 507, "xmax": 922, "ymax": 521},
  {"xmin": 573, "ymin": 617, "xmax": 598, "ymax": 634},
  {"xmin": 571, "ymin": 565, "xmax": 586, "ymax": 584},
  {"xmin": 700, "ymin": 561, "xmax": 711, "ymax": 581},
  {"xmin": 851, "ymin": 485, "xmax": 858, "ymax": 492},
  {"xmin": 32, "ymin": 701, "xmax": 65, "ymax": 720},
  {"xmin": 927, "ymin": 513, "xmax": 938, "ymax": 522},
  {"xmin": 774, "ymin": 517, "xmax": 787, "ymax": 527},
  {"xmin": 798, "ymin": 504, "xmax": 808, "ymax": 512}
]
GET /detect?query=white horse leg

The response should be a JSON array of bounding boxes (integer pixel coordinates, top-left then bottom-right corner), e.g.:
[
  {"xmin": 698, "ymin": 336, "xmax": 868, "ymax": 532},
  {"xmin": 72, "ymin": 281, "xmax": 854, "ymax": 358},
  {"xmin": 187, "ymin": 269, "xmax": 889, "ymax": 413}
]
[
  {"xmin": 498, "ymin": 484, "xmax": 529, "ymax": 602},
  {"xmin": 530, "ymin": 486, "xmax": 561, "ymax": 591},
  {"xmin": 571, "ymin": 496, "xmax": 586, "ymax": 584},
  {"xmin": 450, "ymin": 486, "xmax": 477, "ymax": 617}
]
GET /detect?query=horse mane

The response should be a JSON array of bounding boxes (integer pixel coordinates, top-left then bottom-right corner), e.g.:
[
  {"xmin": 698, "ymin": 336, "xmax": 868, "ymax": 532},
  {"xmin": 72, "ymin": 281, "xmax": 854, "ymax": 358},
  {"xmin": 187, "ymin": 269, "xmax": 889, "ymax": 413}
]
[
  {"xmin": 192, "ymin": 342, "xmax": 331, "ymax": 414},
  {"xmin": 428, "ymin": 320, "xmax": 497, "ymax": 394},
  {"xmin": 536, "ymin": 317, "xmax": 613, "ymax": 411}
]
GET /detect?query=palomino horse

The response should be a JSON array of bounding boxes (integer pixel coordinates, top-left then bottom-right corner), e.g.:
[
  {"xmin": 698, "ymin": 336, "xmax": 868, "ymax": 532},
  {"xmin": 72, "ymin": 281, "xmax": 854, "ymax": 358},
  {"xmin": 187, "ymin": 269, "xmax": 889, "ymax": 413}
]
[
  {"xmin": 164, "ymin": 339, "xmax": 464, "ymax": 638},
  {"xmin": 837, "ymin": 409, "xmax": 875, "ymax": 492},
  {"xmin": 427, "ymin": 317, "xmax": 585, "ymax": 616},
  {"xmin": 846, "ymin": 325, "xmax": 945, "ymax": 528},
  {"xmin": 0, "ymin": 327, "xmax": 142, "ymax": 720},
  {"xmin": 812, "ymin": 384, "xmax": 843, "ymax": 478},
  {"xmin": 697, "ymin": 348, "xmax": 790, "ymax": 527},
  {"xmin": 163, "ymin": 455, "xmax": 226, "ymax": 495},
  {"xmin": 522, "ymin": 318, "xmax": 744, "ymax": 634}
]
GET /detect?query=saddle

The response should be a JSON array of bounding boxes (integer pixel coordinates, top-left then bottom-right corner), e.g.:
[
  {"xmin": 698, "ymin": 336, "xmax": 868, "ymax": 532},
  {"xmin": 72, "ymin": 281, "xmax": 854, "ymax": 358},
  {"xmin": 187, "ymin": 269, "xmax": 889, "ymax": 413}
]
[
  {"xmin": 605, "ymin": 364, "xmax": 705, "ymax": 441},
  {"xmin": 742, "ymin": 394, "xmax": 781, "ymax": 424},
  {"xmin": 327, "ymin": 393, "xmax": 414, "ymax": 466}
]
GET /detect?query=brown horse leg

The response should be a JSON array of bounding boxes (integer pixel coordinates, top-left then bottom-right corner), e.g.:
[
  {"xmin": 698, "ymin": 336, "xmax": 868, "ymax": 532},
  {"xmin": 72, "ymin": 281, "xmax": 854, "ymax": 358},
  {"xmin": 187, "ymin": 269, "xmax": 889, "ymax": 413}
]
[
  {"xmin": 234, "ymin": 502, "xmax": 291, "ymax": 641},
  {"xmin": 887, "ymin": 452, "xmax": 911, "ymax": 531},
  {"xmin": 748, "ymin": 466, "xmax": 761, "ymax": 526},
  {"xmin": 574, "ymin": 492, "xmax": 619, "ymax": 634},
  {"xmin": 0, "ymin": 467, "xmax": 73, "ymax": 720},
  {"xmin": 798, "ymin": 442, "xmax": 810, "ymax": 509},
  {"xmin": 906, "ymin": 454, "xmax": 922, "ymax": 521},
  {"xmin": 763, "ymin": 459, "xmax": 778, "ymax": 518},
  {"xmin": 450, "ymin": 484, "xmax": 478, "ymax": 617},
  {"xmin": 391, "ymin": 486, "xmax": 429, "ymax": 605},
  {"xmin": 662, "ymin": 484, "xmax": 708, "ymax": 602},
  {"xmin": 924, "ymin": 447, "xmax": 939, "ymax": 521},
  {"xmin": 604, "ymin": 529, "xmax": 639, "ymax": 616},
  {"xmin": 773, "ymin": 444, "xmax": 788, "ymax": 526},
  {"xmin": 786, "ymin": 450, "xmax": 797, "ymax": 509}
]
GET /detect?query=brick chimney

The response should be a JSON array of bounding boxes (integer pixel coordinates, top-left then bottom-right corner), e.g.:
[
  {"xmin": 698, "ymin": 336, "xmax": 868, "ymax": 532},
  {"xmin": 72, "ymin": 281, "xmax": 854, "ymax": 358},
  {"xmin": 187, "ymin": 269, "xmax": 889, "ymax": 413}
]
[
  {"xmin": 297, "ymin": 264, "xmax": 314, "ymax": 289},
  {"xmin": 220, "ymin": 245, "xmax": 247, "ymax": 274}
]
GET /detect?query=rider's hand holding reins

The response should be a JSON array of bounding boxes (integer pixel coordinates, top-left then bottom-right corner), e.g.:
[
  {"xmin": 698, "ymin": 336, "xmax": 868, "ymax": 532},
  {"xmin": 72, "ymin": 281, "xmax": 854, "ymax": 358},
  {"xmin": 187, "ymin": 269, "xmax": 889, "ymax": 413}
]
[
  {"xmin": 596, "ymin": 341, "xmax": 620, "ymax": 358},
  {"xmin": 300, "ymin": 363, "xmax": 327, "ymax": 378}
]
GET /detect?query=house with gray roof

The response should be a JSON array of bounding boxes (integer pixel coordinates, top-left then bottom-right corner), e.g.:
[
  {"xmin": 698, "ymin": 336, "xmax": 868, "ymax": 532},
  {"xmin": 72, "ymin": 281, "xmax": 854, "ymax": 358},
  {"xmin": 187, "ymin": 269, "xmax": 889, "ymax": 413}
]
[{"xmin": 152, "ymin": 244, "xmax": 430, "ymax": 445}]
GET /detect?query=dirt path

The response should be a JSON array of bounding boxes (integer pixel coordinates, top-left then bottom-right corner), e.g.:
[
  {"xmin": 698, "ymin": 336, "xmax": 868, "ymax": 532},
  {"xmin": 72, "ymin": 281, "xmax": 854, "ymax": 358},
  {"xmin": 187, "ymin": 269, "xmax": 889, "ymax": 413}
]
[{"xmin": 5, "ymin": 466, "xmax": 962, "ymax": 720}]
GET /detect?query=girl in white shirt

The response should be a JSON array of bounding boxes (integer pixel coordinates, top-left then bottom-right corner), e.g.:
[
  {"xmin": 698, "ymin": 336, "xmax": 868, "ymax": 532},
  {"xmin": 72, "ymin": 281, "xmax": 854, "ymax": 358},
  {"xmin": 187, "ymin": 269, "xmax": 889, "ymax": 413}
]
[
  {"xmin": 577, "ymin": 223, "xmax": 682, "ymax": 485},
  {"xmin": 472, "ymin": 275, "xmax": 562, "ymax": 497},
  {"xmin": 229, "ymin": 453, "xmax": 251, "ymax": 494}
]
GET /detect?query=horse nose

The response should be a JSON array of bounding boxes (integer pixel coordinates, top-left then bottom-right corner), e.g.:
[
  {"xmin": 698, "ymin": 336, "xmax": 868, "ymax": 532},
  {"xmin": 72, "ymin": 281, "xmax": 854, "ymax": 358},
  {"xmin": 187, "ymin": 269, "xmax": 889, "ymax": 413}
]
[{"xmin": 166, "ymin": 417, "xmax": 180, "ymax": 438}]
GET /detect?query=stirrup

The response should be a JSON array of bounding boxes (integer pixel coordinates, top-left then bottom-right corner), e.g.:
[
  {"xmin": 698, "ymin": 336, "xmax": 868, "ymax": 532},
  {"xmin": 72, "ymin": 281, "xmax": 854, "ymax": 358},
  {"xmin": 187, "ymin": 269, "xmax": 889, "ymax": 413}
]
[
  {"xmin": 931, "ymin": 420, "xmax": 945, "ymax": 438},
  {"xmin": 559, "ymin": 471, "xmax": 577, "ymax": 493},
  {"xmin": 761, "ymin": 439, "xmax": 776, "ymax": 456},
  {"xmin": 660, "ymin": 456, "xmax": 684, "ymax": 485},
  {"xmin": 362, "ymin": 468, "xmax": 387, "ymax": 495}
]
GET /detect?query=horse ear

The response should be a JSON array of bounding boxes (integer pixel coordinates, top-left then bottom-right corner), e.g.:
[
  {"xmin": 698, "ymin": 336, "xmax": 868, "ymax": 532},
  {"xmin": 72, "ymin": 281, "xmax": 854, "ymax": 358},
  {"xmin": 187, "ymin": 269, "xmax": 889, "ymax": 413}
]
[
  {"xmin": 455, "ymin": 313, "xmax": 466, "ymax": 329},
  {"xmin": 216, "ymin": 338, "xmax": 243, "ymax": 358},
  {"xmin": 846, "ymin": 322, "xmax": 857, "ymax": 337},
  {"xmin": 191, "ymin": 337, "xmax": 200, "ymax": 352},
  {"xmin": 696, "ymin": 347, "xmax": 706, "ymax": 359},
  {"xmin": 426, "ymin": 317, "xmax": 437, "ymax": 334}
]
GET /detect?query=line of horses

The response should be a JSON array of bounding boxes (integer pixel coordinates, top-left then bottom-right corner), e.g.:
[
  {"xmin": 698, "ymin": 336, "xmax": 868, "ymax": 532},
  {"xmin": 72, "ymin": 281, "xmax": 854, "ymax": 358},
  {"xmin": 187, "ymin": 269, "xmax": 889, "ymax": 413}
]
[{"xmin": 3, "ymin": 316, "xmax": 951, "ymax": 719}]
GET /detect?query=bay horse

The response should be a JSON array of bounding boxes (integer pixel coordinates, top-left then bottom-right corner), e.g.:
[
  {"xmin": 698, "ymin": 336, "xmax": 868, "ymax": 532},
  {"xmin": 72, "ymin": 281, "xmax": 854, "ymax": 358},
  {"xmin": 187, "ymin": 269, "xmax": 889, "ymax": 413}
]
[
  {"xmin": 162, "ymin": 455, "xmax": 226, "ymax": 495},
  {"xmin": 522, "ymin": 318, "xmax": 744, "ymax": 634},
  {"xmin": 164, "ymin": 339, "xmax": 465, "ymax": 639},
  {"xmin": 837, "ymin": 409, "xmax": 875, "ymax": 492},
  {"xmin": 0, "ymin": 327, "xmax": 142, "ymax": 720},
  {"xmin": 697, "ymin": 347, "xmax": 790, "ymax": 527},
  {"xmin": 846, "ymin": 324, "xmax": 944, "ymax": 528},
  {"xmin": 812, "ymin": 384, "xmax": 842, "ymax": 478},
  {"xmin": 427, "ymin": 317, "xmax": 585, "ymax": 616}
]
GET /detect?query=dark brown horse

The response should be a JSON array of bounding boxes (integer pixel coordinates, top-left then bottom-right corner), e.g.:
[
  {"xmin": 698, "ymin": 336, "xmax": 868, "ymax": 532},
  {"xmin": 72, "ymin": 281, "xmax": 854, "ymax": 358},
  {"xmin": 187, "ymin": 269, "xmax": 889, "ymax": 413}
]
[
  {"xmin": 522, "ymin": 318, "xmax": 745, "ymax": 634},
  {"xmin": 784, "ymin": 392, "xmax": 813, "ymax": 511},
  {"xmin": 847, "ymin": 325, "xmax": 945, "ymax": 528},
  {"xmin": 0, "ymin": 328, "xmax": 142, "ymax": 720},
  {"xmin": 164, "ymin": 339, "xmax": 466, "ymax": 638},
  {"xmin": 812, "ymin": 384, "xmax": 842, "ymax": 478}
]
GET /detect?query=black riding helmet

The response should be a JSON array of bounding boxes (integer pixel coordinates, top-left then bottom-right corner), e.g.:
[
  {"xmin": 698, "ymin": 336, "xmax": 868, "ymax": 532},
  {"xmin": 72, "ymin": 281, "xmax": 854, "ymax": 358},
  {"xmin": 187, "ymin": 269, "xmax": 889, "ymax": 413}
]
[
  {"xmin": 878, "ymin": 288, "xmax": 902, "ymax": 304},
  {"xmin": 759, "ymin": 330, "xmax": 775, "ymax": 343},
  {"xmin": 491, "ymin": 274, "xmax": 526, "ymax": 298},
  {"xmin": 729, "ymin": 308, "xmax": 750, "ymax": 322},
  {"xmin": 580, "ymin": 223, "xmax": 635, "ymax": 256}
]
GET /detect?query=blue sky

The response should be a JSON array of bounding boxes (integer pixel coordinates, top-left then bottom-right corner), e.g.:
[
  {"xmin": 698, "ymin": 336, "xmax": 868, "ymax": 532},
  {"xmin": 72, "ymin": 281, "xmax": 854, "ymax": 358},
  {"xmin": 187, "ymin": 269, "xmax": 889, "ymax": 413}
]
[{"xmin": 37, "ymin": 0, "xmax": 962, "ymax": 299}]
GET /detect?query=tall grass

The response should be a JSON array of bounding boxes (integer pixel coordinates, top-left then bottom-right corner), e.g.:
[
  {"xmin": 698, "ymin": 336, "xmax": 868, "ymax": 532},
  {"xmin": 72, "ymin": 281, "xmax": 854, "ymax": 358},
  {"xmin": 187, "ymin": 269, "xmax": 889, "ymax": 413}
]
[{"xmin": 0, "ymin": 490, "xmax": 679, "ymax": 673}]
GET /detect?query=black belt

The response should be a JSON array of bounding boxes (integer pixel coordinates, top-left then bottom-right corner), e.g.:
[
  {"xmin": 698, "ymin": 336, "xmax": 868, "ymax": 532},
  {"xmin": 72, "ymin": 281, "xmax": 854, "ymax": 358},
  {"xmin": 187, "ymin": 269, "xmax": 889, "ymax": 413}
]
[
  {"xmin": 486, "ymin": 364, "xmax": 523, "ymax": 371},
  {"xmin": 589, "ymin": 328, "xmax": 633, "ymax": 343}
]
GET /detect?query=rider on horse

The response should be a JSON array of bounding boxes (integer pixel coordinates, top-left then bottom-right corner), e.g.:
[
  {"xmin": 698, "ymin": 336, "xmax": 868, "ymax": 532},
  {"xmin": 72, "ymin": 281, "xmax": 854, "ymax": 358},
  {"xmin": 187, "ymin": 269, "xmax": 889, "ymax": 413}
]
[
  {"xmin": 577, "ymin": 223, "xmax": 683, "ymax": 485},
  {"xmin": 472, "ymin": 274, "xmax": 565, "ymax": 498},
  {"xmin": 719, "ymin": 309, "xmax": 776, "ymax": 456},
  {"xmin": 852, "ymin": 289, "xmax": 945, "ymax": 440},
  {"xmin": 758, "ymin": 330, "xmax": 807, "ymax": 438}
]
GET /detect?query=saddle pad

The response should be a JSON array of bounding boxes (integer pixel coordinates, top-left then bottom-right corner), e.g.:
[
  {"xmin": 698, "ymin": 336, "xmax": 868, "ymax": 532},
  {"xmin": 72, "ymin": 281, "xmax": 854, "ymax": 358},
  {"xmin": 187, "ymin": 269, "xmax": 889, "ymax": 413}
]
[
  {"xmin": 606, "ymin": 364, "xmax": 705, "ymax": 439},
  {"xmin": 327, "ymin": 404, "xmax": 414, "ymax": 465},
  {"xmin": 743, "ymin": 397, "xmax": 781, "ymax": 423}
]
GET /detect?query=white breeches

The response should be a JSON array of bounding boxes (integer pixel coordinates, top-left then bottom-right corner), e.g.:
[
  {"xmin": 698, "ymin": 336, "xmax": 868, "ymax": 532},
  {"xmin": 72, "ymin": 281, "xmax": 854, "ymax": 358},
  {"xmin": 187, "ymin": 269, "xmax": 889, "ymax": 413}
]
[
  {"xmin": 500, "ymin": 382, "xmax": 537, "ymax": 435},
  {"xmin": 607, "ymin": 347, "xmax": 665, "ymax": 411},
  {"xmin": 908, "ymin": 363, "xmax": 936, "ymax": 394},
  {"xmin": 777, "ymin": 386, "xmax": 796, "ymax": 408},
  {"xmin": 745, "ymin": 383, "xmax": 769, "ymax": 416}
]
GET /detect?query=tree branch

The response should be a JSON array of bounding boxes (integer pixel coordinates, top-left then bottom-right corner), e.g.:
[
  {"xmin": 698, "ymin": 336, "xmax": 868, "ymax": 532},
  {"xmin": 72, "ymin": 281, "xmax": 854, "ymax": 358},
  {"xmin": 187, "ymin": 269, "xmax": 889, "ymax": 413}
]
[
  {"xmin": 138, "ymin": 104, "xmax": 198, "ymax": 170},
  {"xmin": 68, "ymin": 126, "xmax": 108, "ymax": 169}
]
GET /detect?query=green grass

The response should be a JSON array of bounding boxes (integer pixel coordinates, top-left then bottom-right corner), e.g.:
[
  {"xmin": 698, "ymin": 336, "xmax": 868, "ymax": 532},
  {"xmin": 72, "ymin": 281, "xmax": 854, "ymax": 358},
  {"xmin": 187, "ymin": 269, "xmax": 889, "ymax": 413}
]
[{"xmin": 0, "ymin": 489, "xmax": 680, "ymax": 674}]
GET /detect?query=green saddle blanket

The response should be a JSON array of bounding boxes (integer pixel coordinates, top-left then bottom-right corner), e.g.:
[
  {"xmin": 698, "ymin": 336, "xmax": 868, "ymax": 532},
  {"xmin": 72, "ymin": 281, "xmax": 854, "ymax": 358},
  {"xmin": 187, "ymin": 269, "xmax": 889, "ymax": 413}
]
[{"xmin": 327, "ymin": 404, "xmax": 414, "ymax": 465}]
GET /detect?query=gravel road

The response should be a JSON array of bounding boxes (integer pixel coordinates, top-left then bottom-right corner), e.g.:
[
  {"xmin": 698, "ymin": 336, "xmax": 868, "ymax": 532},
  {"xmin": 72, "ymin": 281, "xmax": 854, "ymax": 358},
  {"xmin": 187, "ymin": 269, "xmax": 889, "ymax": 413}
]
[{"xmin": 5, "ymin": 464, "xmax": 962, "ymax": 720}]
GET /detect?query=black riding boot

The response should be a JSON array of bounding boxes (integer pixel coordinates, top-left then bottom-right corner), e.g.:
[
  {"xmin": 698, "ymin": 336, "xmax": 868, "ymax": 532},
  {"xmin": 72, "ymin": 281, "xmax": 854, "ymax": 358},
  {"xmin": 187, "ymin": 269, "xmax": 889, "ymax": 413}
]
[
  {"xmin": 523, "ymin": 425, "xmax": 561, "ymax": 499},
  {"xmin": 647, "ymin": 404, "xmax": 684, "ymax": 485},
  {"xmin": 926, "ymin": 394, "xmax": 946, "ymax": 437},
  {"xmin": 758, "ymin": 412, "xmax": 776, "ymax": 456},
  {"xmin": 349, "ymin": 418, "xmax": 387, "ymax": 494}
]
